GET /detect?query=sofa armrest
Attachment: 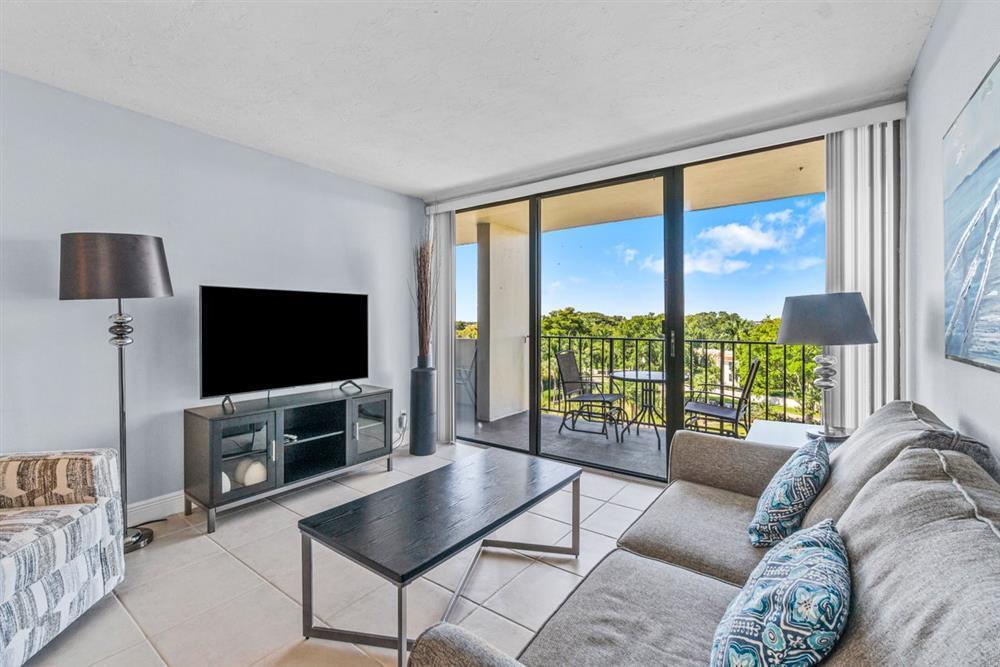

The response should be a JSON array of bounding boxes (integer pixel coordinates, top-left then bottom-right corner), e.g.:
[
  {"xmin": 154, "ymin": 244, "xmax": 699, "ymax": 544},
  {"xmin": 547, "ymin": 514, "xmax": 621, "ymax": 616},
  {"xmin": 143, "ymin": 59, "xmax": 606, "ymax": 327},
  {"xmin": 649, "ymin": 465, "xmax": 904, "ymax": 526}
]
[
  {"xmin": 409, "ymin": 623, "xmax": 524, "ymax": 667},
  {"xmin": 0, "ymin": 449, "xmax": 120, "ymax": 508},
  {"xmin": 667, "ymin": 430, "xmax": 796, "ymax": 497}
]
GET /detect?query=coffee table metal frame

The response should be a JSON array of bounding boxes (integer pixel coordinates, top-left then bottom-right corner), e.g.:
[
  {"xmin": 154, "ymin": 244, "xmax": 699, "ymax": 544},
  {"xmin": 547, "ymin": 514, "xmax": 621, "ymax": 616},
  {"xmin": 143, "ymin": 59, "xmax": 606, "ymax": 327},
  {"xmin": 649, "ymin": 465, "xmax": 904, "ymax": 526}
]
[{"xmin": 300, "ymin": 476, "xmax": 581, "ymax": 666}]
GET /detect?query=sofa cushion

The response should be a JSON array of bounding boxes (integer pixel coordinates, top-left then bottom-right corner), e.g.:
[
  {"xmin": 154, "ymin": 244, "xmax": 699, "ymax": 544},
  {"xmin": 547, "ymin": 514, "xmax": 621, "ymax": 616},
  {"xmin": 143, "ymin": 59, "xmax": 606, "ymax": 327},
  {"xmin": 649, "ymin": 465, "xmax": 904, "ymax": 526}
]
[
  {"xmin": 519, "ymin": 549, "xmax": 739, "ymax": 666},
  {"xmin": 748, "ymin": 439, "xmax": 830, "ymax": 546},
  {"xmin": 803, "ymin": 400, "xmax": 999, "ymax": 527},
  {"xmin": 0, "ymin": 500, "xmax": 113, "ymax": 605},
  {"xmin": 826, "ymin": 448, "xmax": 1000, "ymax": 665},
  {"xmin": 711, "ymin": 519, "xmax": 851, "ymax": 667},
  {"xmin": 618, "ymin": 480, "xmax": 765, "ymax": 585}
]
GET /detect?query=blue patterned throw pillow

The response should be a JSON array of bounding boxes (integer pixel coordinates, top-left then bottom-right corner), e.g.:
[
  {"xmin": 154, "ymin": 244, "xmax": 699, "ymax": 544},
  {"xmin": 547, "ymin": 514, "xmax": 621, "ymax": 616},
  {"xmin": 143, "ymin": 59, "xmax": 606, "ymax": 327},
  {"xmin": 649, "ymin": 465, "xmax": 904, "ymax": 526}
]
[
  {"xmin": 711, "ymin": 520, "xmax": 851, "ymax": 667},
  {"xmin": 748, "ymin": 439, "xmax": 829, "ymax": 547}
]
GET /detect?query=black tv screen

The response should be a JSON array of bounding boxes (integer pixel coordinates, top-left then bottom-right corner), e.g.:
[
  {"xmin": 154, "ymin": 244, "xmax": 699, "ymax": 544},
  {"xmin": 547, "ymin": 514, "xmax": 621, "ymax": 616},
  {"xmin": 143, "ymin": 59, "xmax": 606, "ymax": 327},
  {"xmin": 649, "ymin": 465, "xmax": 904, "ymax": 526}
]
[{"xmin": 200, "ymin": 286, "xmax": 368, "ymax": 397}]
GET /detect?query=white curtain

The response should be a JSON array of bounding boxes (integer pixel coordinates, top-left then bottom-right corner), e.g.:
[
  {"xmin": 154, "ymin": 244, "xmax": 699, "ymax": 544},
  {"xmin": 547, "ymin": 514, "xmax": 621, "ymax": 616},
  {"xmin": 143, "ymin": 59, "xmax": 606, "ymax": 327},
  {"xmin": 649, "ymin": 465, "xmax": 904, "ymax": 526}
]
[
  {"xmin": 825, "ymin": 121, "xmax": 904, "ymax": 429},
  {"xmin": 432, "ymin": 211, "xmax": 457, "ymax": 444}
]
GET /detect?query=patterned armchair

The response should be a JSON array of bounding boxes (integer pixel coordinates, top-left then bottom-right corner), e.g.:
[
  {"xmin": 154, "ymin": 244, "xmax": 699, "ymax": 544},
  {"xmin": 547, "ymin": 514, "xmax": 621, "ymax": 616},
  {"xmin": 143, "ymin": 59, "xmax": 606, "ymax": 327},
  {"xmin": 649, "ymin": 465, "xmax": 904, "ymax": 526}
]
[{"xmin": 0, "ymin": 450, "xmax": 125, "ymax": 666}]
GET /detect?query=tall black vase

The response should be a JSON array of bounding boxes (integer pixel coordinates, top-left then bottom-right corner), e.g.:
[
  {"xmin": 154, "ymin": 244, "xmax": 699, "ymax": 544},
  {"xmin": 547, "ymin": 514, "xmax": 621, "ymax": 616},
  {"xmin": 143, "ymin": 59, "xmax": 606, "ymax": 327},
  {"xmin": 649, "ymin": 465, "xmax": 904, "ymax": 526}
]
[{"xmin": 409, "ymin": 355, "xmax": 437, "ymax": 456}]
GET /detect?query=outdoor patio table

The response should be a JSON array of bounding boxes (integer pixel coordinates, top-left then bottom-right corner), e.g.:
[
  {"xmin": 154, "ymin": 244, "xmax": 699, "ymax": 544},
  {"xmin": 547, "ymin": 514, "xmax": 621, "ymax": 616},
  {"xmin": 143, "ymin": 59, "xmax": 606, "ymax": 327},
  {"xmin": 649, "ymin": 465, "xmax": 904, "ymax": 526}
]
[{"xmin": 609, "ymin": 370, "xmax": 665, "ymax": 449}]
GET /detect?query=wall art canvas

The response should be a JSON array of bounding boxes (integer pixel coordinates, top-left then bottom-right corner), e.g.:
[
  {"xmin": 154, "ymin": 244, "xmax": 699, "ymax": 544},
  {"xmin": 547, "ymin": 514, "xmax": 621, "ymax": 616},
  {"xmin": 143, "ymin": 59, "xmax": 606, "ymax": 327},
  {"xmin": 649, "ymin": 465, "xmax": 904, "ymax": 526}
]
[{"xmin": 944, "ymin": 55, "xmax": 1000, "ymax": 372}]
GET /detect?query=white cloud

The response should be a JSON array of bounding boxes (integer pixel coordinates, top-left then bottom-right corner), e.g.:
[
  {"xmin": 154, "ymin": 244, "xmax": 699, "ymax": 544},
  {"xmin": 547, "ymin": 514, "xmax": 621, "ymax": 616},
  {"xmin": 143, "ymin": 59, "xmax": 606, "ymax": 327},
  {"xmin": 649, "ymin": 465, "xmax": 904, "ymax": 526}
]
[
  {"xmin": 684, "ymin": 250, "xmax": 751, "ymax": 275},
  {"xmin": 697, "ymin": 221, "xmax": 782, "ymax": 256},
  {"xmin": 547, "ymin": 280, "xmax": 563, "ymax": 290},
  {"xmin": 807, "ymin": 202, "xmax": 826, "ymax": 225},
  {"xmin": 614, "ymin": 244, "xmax": 638, "ymax": 265},
  {"xmin": 783, "ymin": 256, "xmax": 823, "ymax": 271},
  {"xmin": 640, "ymin": 255, "xmax": 664, "ymax": 273},
  {"xmin": 764, "ymin": 209, "xmax": 794, "ymax": 224}
]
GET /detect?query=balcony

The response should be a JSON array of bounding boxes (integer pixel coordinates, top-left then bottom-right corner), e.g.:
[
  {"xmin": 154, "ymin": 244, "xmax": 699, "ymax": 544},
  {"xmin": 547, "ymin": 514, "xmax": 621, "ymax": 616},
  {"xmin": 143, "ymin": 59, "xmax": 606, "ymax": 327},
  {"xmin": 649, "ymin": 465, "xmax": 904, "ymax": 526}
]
[{"xmin": 455, "ymin": 334, "xmax": 821, "ymax": 477}]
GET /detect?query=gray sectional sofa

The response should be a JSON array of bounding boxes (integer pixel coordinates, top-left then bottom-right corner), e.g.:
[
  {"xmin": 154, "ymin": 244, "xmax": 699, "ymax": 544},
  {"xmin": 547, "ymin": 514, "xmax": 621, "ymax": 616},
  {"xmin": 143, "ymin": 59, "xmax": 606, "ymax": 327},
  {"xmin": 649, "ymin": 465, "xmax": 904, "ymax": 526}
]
[{"xmin": 409, "ymin": 401, "xmax": 1000, "ymax": 666}]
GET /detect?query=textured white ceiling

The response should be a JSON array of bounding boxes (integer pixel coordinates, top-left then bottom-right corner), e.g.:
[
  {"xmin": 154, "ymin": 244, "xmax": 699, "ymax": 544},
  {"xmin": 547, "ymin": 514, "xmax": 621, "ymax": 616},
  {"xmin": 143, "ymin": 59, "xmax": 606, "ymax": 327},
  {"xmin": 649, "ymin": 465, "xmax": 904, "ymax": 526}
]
[{"xmin": 1, "ymin": 1, "xmax": 938, "ymax": 201}]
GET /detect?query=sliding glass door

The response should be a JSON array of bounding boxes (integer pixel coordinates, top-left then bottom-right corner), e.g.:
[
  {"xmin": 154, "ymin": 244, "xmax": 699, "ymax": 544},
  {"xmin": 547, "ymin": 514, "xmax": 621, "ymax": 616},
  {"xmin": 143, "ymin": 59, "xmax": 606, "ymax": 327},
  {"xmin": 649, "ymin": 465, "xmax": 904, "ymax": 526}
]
[
  {"xmin": 454, "ymin": 201, "xmax": 531, "ymax": 451},
  {"xmin": 451, "ymin": 173, "xmax": 685, "ymax": 481},
  {"xmin": 451, "ymin": 138, "xmax": 826, "ymax": 482},
  {"xmin": 536, "ymin": 176, "xmax": 680, "ymax": 479}
]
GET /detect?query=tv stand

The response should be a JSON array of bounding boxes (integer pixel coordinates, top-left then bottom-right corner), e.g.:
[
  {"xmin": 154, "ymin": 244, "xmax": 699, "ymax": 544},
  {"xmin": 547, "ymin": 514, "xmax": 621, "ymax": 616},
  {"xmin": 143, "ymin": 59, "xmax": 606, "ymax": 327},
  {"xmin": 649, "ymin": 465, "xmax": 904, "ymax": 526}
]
[
  {"xmin": 184, "ymin": 385, "xmax": 392, "ymax": 532},
  {"xmin": 338, "ymin": 379, "xmax": 363, "ymax": 393}
]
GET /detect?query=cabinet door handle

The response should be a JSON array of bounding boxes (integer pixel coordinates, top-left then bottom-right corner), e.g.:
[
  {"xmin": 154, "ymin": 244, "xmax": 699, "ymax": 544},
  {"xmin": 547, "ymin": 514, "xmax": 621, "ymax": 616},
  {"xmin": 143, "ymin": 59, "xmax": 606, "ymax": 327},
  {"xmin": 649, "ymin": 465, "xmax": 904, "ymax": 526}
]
[
  {"xmin": 270, "ymin": 440, "xmax": 276, "ymax": 462},
  {"xmin": 354, "ymin": 422, "xmax": 360, "ymax": 441}
]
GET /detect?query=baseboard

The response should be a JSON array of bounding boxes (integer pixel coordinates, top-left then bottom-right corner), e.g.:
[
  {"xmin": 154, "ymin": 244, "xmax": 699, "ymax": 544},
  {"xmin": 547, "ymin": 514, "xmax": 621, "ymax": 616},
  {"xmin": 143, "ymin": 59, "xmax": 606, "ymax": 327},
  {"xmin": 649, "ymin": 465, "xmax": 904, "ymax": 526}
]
[{"xmin": 128, "ymin": 491, "xmax": 186, "ymax": 526}]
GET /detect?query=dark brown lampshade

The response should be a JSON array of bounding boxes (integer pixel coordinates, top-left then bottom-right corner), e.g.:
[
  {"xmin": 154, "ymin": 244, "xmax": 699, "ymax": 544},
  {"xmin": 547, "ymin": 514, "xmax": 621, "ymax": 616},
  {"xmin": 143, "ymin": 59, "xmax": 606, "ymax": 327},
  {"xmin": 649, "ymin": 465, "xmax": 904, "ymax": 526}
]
[
  {"xmin": 777, "ymin": 292, "xmax": 877, "ymax": 345},
  {"xmin": 60, "ymin": 233, "xmax": 173, "ymax": 300}
]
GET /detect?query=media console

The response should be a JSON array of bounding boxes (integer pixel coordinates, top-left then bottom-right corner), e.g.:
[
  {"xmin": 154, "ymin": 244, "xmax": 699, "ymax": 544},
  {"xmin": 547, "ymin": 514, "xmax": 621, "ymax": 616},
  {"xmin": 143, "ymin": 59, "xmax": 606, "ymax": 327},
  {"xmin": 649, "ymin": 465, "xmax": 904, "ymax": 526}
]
[{"xmin": 183, "ymin": 385, "xmax": 392, "ymax": 532}]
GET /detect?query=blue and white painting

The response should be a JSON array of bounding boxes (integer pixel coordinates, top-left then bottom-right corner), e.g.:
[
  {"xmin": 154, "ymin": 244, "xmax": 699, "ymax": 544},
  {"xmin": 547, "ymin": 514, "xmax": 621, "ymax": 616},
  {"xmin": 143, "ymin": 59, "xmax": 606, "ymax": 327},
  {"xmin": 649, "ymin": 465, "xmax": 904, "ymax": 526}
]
[{"xmin": 944, "ymin": 56, "xmax": 1000, "ymax": 372}]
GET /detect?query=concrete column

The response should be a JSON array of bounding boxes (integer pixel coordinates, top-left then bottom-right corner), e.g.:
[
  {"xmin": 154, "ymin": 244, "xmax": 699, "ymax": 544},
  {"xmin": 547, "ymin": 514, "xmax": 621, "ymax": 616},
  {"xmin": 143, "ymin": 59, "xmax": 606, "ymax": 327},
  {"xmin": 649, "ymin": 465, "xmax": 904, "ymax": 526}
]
[{"xmin": 476, "ymin": 222, "xmax": 529, "ymax": 422}]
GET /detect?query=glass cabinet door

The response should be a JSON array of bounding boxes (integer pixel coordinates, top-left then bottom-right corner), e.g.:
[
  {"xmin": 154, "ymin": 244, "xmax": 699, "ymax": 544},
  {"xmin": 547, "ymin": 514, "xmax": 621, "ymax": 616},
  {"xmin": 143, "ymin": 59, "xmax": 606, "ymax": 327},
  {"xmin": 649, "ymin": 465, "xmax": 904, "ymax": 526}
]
[
  {"xmin": 351, "ymin": 394, "xmax": 390, "ymax": 463},
  {"xmin": 215, "ymin": 413, "xmax": 276, "ymax": 503}
]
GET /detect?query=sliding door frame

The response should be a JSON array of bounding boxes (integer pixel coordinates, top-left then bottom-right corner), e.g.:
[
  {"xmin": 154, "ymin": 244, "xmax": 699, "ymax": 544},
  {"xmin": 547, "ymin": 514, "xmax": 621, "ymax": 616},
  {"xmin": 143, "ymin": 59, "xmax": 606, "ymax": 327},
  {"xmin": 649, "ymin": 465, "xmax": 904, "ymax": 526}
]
[
  {"xmin": 455, "ymin": 138, "xmax": 821, "ymax": 481},
  {"xmin": 455, "ymin": 168, "xmax": 685, "ymax": 482}
]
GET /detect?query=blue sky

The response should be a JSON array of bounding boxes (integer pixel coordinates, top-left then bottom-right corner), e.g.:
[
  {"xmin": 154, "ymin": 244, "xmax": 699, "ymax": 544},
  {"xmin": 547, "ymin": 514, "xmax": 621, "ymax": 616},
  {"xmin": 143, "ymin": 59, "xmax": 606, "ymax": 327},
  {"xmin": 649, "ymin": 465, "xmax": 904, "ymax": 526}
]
[{"xmin": 456, "ymin": 193, "xmax": 825, "ymax": 322}]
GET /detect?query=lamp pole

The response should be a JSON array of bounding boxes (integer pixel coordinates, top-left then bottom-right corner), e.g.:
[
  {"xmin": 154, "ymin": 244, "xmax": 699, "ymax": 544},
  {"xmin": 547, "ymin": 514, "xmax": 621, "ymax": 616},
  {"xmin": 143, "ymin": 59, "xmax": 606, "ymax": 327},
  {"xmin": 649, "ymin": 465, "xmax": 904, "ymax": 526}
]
[{"xmin": 108, "ymin": 299, "xmax": 149, "ymax": 550}]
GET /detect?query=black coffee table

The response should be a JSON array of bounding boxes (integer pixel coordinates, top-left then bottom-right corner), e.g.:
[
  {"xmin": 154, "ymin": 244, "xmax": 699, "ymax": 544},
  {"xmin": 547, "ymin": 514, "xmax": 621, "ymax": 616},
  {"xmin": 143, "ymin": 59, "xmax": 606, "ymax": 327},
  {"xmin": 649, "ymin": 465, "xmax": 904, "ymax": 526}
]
[{"xmin": 298, "ymin": 447, "xmax": 582, "ymax": 666}]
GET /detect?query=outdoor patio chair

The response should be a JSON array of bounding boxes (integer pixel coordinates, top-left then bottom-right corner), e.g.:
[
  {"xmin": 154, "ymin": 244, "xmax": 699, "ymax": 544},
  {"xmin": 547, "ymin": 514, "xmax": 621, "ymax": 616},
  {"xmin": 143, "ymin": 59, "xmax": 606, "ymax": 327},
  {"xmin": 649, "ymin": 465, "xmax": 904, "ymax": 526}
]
[
  {"xmin": 555, "ymin": 350, "xmax": 626, "ymax": 441},
  {"xmin": 684, "ymin": 357, "xmax": 761, "ymax": 437}
]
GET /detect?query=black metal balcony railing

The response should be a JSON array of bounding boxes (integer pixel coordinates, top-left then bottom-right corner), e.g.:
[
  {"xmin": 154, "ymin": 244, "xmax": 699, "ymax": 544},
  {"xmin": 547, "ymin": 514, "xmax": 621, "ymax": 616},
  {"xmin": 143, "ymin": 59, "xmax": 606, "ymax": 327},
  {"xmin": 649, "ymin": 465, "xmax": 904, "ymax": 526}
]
[{"xmin": 539, "ymin": 334, "xmax": 821, "ymax": 433}]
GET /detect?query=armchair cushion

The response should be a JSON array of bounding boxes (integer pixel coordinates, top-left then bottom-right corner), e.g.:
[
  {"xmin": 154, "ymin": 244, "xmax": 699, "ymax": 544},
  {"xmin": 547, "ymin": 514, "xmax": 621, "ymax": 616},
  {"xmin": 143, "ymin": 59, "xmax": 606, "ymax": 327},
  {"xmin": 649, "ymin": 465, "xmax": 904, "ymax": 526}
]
[
  {"xmin": 0, "ymin": 450, "xmax": 120, "ymax": 509},
  {"xmin": 409, "ymin": 622, "xmax": 524, "ymax": 667},
  {"xmin": 0, "ymin": 499, "xmax": 119, "ymax": 605}
]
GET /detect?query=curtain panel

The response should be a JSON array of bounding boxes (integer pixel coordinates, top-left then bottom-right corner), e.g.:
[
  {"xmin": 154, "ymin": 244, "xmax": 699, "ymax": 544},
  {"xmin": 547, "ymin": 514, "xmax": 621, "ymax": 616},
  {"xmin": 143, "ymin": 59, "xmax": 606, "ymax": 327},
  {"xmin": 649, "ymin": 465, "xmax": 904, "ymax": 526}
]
[
  {"xmin": 431, "ymin": 211, "xmax": 457, "ymax": 444},
  {"xmin": 825, "ymin": 121, "xmax": 904, "ymax": 429}
]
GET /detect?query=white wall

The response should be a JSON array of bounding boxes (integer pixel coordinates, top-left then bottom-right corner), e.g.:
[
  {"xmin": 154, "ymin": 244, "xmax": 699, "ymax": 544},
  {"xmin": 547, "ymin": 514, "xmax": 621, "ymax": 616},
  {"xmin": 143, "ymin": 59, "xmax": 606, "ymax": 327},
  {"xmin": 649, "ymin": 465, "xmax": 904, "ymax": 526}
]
[
  {"xmin": 483, "ymin": 223, "xmax": 530, "ymax": 421},
  {"xmin": 905, "ymin": 1, "xmax": 1000, "ymax": 455},
  {"xmin": 0, "ymin": 73, "xmax": 424, "ymax": 503}
]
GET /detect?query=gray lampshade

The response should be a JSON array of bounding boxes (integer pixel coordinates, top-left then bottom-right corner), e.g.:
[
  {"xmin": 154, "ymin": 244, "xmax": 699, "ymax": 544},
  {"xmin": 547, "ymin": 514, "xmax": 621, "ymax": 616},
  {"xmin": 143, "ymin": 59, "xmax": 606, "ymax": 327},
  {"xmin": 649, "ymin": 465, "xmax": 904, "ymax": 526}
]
[
  {"xmin": 60, "ymin": 233, "xmax": 173, "ymax": 300},
  {"xmin": 777, "ymin": 292, "xmax": 877, "ymax": 345}
]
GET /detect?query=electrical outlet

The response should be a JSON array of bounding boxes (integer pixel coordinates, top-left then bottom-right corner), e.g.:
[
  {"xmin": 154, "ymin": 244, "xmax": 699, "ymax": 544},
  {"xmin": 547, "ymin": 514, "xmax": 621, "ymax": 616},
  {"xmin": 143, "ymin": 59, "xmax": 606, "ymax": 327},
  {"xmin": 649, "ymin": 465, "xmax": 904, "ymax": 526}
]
[{"xmin": 398, "ymin": 411, "xmax": 408, "ymax": 429}]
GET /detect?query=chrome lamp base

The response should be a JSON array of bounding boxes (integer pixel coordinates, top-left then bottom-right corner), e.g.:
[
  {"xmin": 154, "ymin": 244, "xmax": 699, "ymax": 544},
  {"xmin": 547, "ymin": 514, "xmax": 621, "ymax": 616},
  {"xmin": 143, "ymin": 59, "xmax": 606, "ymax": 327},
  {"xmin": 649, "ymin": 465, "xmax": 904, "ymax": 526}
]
[
  {"xmin": 811, "ymin": 353, "xmax": 852, "ymax": 443},
  {"xmin": 124, "ymin": 526, "xmax": 154, "ymax": 553}
]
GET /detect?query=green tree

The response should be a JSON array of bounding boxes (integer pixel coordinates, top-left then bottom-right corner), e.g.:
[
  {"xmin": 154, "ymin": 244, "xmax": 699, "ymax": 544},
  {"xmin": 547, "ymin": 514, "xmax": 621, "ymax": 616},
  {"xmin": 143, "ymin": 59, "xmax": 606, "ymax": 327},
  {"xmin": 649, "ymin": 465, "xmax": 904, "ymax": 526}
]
[{"xmin": 455, "ymin": 322, "xmax": 478, "ymax": 339}]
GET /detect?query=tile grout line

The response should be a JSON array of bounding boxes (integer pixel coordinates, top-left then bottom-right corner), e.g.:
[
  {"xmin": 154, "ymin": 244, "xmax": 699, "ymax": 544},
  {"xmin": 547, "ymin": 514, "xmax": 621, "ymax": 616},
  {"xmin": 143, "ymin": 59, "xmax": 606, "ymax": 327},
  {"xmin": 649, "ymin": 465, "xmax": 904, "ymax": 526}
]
[
  {"xmin": 121, "ymin": 449, "xmax": 630, "ymax": 664},
  {"xmin": 107, "ymin": 593, "xmax": 168, "ymax": 666}
]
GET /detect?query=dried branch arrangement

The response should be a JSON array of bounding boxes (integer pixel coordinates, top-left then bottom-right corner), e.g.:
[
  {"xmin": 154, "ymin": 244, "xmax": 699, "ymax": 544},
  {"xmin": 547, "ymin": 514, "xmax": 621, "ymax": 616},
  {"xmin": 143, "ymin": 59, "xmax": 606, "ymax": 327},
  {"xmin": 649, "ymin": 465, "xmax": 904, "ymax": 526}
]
[{"xmin": 412, "ymin": 217, "xmax": 438, "ymax": 360}]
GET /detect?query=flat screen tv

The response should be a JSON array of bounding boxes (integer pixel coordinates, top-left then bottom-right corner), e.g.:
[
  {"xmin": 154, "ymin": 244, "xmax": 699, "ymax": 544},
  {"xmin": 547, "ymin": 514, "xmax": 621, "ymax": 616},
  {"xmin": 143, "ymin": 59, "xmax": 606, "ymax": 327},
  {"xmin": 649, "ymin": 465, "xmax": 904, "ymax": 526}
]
[{"xmin": 200, "ymin": 286, "xmax": 368, "ymax": 398}]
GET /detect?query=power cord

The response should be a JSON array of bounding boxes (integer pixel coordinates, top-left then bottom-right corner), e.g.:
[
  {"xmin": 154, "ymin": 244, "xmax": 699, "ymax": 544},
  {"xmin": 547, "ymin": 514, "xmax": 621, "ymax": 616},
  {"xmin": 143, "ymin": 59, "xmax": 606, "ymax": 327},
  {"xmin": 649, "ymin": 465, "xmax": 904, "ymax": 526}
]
[{"xmin": 391, "ymin": 412, "xmax": 409, "ymax": 451}]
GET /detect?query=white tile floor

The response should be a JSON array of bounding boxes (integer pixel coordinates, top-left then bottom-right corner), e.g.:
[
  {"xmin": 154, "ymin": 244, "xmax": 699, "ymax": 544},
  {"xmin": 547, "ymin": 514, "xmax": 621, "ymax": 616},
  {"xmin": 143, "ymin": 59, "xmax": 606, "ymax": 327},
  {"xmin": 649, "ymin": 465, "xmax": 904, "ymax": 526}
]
[{"xmin": 29, "ymin": 443, "xmax": 665, "ymax": 666}]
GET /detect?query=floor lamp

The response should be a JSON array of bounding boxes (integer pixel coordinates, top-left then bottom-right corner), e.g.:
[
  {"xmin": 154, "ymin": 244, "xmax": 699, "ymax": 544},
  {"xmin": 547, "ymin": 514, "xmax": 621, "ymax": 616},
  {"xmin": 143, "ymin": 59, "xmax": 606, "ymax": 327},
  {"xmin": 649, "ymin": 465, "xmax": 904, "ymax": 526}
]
[
  {"xmin": 60, "ymin": 232, "xmax": 173, "ymax": 553},
  {"xmin": 776, "ymin": 292, "xmax": 877, "ymax": 442}
]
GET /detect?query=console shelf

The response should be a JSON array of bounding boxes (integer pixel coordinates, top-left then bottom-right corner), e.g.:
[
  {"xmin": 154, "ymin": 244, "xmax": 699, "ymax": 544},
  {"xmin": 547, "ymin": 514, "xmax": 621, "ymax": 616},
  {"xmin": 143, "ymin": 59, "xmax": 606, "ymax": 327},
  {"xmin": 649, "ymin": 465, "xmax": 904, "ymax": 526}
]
[{"xmin": 184, "ymin": 385, "xmax": 392, "ymax": 532}]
